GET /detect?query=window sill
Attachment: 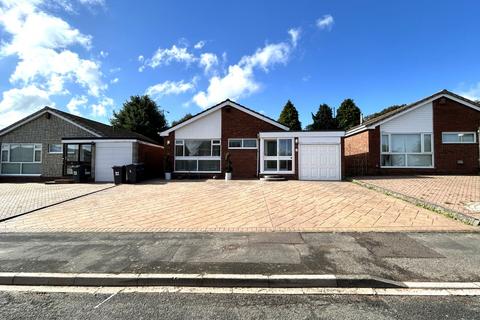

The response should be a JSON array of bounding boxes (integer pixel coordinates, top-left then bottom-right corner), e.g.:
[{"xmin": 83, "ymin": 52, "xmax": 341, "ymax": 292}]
[
  {"xmin": 260, "ymin": 171, "xmax": 295, "ymax": 174},
  {"xmin": 174, "ymin": 171, "xmax": 222, "ymax": 174},
  {"xmin": 380, "ymin": 166, "xmax": 434, "ymax": 169}
]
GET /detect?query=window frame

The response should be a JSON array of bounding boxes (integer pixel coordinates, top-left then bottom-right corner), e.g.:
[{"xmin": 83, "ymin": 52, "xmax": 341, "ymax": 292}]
[
  {"xmin": 441, "ymin": 132, "xmax": 477, "ymax": 144},
  {"xmin": 0, "ymin": 143, "xmax": 42, "ymax": 176},
  {"xmin": 260, "ymin": 138, "xmax": 294, "ymax": 174},
  {"xmin": 380, "ymin": 133, "xmax": 434, "ymax": 169},
  {"xmin": 48, "ymin": 143, "xmax": 63, "ymax": 154},
  {"xmin": 174, "ymin": 139, "xmax": 221, "ymax": 173},
  {"xmin": 228, "ymin": 138, "xmax": 258, "ymax": 150}
]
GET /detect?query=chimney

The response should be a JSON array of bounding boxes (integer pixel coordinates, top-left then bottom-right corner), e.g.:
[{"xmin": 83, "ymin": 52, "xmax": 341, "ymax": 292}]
[{"xmin": 360, "ymin": 113, "xmax": 364, "ymax": 124}]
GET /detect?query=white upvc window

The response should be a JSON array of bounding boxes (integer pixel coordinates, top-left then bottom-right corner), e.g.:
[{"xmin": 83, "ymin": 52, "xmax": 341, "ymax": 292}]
[
  {"xmin": 48, "ymin": 143, "xmax": 63, "ymax": 154},
  {"xmin": 260, "ymin": 138, "xmax": 294, "ymax": 174},
  {"xmin": 174, "ymin": 139, "xmax": 221, "ymax": 173},
  {"xmin": 228, "ymin": 138, "xmax": 258, "ymax": 149},
  {"xmin": 442, "ymin": 132, "xmax": 477, "ymax": 144},
  {"xmin": 0, "ymin": 143, "xmax": 42, "ymax": 175},
  {"xmin": 380, "ymin": 133, "xmax": 433, "ymax": 168}
]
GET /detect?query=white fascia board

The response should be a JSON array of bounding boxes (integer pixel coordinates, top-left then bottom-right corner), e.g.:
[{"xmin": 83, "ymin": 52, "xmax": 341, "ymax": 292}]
[
  {"xmin": 160, "ymin": 100, "xmax": 289, "ymax": 136},
  {"xmin": 345, "ymin": 93, "xmax": 480, "ymax": 136},
  {"xmin": 0, "ymin": 109, "xmax": 101, "ymax": 137},
  {"xmin": 61, "ymin": 139, "xmax": 162, "ymax": 148},
  {"xmin": 345, "ymin": 125, "xmax": 370, "ymax": 136},
  {"xmin": 259, "ymin": 131, "xmax": 345, "ymax": 138}
]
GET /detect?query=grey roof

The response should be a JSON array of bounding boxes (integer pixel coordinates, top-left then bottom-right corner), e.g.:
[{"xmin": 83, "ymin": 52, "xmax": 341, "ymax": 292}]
[
  {"xmin": 0, "ymin": 106, "xmax": 160, "ymax": 145},
  {"xmin": 348, "ymin": 89, "xmax": 480, "ymax": 133}
]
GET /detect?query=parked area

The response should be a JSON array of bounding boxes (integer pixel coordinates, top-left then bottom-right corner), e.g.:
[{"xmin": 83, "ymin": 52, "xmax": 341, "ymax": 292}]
[
  {"xmin": 0, "ymin": 180, "xmax": 472, "ymax": 232},
  {"xmin": 355, "ymin": 175, "xmax": 480, "ymax": 221},
  {"xmin": 0, "ymin": 182, "xmax": 113, "ymax": 221}
]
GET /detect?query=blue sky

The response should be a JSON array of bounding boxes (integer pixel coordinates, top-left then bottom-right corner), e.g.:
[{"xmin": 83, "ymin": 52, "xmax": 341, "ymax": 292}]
[{"xmin": 0, "ymin": 0, "xmax": 479, "ymax": 129}]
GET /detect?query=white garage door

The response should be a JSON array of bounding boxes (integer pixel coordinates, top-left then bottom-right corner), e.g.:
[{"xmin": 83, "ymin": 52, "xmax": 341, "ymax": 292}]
[
  {"xmin": 299, "ymin": 144, "xmax": 341, "ymax": 181},
  {"xmin": 95, "ymin": 142, "xmax": 133, "ymax": 182}
]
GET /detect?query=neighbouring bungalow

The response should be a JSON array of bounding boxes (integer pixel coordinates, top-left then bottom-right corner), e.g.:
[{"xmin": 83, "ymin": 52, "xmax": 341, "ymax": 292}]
[
  {"xmin": 344, "ymin": 90, "xmax": 480, "ymax": 176},
  {"xmin": 0, "ymin": 107, "xmax": 163, "ymax": 182},
  {"xmin": 160, "ymin": 99, "xmax": 345, "ymax": 181}
]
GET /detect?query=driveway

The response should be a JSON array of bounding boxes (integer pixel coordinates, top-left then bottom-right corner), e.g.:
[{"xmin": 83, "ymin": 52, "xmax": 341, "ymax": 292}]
[
  {"xmin": 0, "ymin": 180, "xmax": 472, "ymax": 232},
  {"xmin": 355, "ymin": 176, "xmax": 480, "ymax": 222},
  {"xmin": 0, "ymin": 182, "xmax": 114, "ymax": 222}
]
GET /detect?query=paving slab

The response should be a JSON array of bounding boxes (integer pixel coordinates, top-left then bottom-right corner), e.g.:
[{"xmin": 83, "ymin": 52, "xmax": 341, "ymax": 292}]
[
  {"xmin": 0, "ymin": 182, "xmax": 114, "ymax": 221},
  {"xmin": 0, "ymin": 180, "xmax": 473, "ymax": 232},
  {"xmin": 355, "ymin": 175, "xmax": 480, "ymax": 223}
]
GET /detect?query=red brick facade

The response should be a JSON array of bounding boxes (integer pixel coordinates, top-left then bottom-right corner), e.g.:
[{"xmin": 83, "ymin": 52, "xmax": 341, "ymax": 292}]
[
  {"xmin": 164, "ymin": 104, "xmax": 286, "ymax": 179},
  {"xmin": 344, "ymin": 97, "xmax": 480, "ymax": 176},
  {"xmin": 221, "ymin": 106, "xmax": 284, "ymax": 179}
]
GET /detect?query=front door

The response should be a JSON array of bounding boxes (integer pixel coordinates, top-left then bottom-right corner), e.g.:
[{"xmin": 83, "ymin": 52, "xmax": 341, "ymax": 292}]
[{"xmin": 63, "ymin": 143, "xmax": 93, "ymax": 178}]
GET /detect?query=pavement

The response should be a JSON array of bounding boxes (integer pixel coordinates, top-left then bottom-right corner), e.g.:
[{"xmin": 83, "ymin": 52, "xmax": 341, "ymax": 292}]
[
  {"xmin": 1, "ymin": 290, "xmax": 479, "ymax": 319},
  {"xmin": 355, "ymin": 175, "xmax": 480, "ymax": 223},
  {"xmin": 0, "ymin": 182, "xmax": 114, "ymax": 222},
  {"xmin": 0, "ymin": 180, "xmax": 473, "ymax": 232},
  {"xmin": 1, "ymin": 232, "xmax": 480, "ymax": 282}
]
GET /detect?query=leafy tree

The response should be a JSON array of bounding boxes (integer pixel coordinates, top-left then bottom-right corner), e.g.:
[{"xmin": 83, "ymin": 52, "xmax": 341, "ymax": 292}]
[
  {"xmin": 171, "ymin": 113, "xmax": 194, "ymax": 127},
  {"xmin": 306, "ymin": 104, "xmax": 337, "ymax": 130},
  {"xmin": 111, "ymin": 95, "xmax": 167, "ymax": 142},
  {"xmin": 278, "ymin": 100, "xmax": 302, "ymax": 130},
  {"xmin": 336, "ymin": 98, "xmax": 361, "ymax": 130},
  {"xmin": 364, "ymin": 104, "xmax": 406, "ymax": 121}
]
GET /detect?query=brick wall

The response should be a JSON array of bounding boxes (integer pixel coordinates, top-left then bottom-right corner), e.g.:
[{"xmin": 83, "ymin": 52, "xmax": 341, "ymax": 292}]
[
  {"xmin": 166, "ymin": 105, "xmax": 286, "ymax": 179},
  {"xmin": 344, "ymin": 130, "xmax": 371, "ymax": 176},
  {"xmin": 345, "ymin": 97, "xmax": 480, "ymax": 176},
  {"xmin": 137, "ymin": 142, "xmax": 164, "ymax": 178},
  {"xmin": 222, "ymin": 106, "xmax": 284, "ymax": 179},
  {"xmin": 0, "ymin": 112, "xmax": 95, "ymax": 178},
  {"xmin": 433, "ymin": 97, "xmax": 480, "ymax": 174}
]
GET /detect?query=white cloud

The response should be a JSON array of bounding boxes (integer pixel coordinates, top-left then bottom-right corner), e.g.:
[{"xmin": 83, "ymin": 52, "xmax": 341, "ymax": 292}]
[
  {"xmin": 78, "ymin": 0, "xmax": 105, "ymax": 6},
  {"xmin": 459, "ymin": 83, "xmax": 480, "ymax": 101},
  {"xmin": 91, "ymin": 96, "xmax": 113, "ymax": 117},
  {"xmin": 192, "ymin": 32, "xmax": 295, "ymax": 109},
  {"xmin": 143, "ymin": 45, "xmax": 196, "ymax": 69},
  {"xmin": 110, "ymin": 77, "xmax": 119, "ymax": 84},
  {"xmin": 0, "ymin": 0, "xmax": 111, "ymax": 127},
  {"xmin": 317, "ymin": 14, "xmax": 334, "ymax": 30},
  {"xmin": 288, "ymin": 28, "xmax": 301, "ymax": 47},
  {"xmin": 99, "ymin": 50, "xmax": 108, "ymax": 58},
  {"xmin": 66, "ymin": 95, "xmax": 88, "ymax": 115},
  {"xmin": 194, "ymin": 40, "xmax": 205, "ymax": 49},
  {"xmin": 199, "ymin": 52, "xmax": 218, "ymax": 74},
  {"xmin": 146, "ymin": 79, "xmax": 196, "ymax": 99},
  {"xmin": 138, "ymin": 55, "xmax": 144, "ymax": 62},
  {"xmin": 0, "ymin": 85, "xmax": 52, "ymax": 127}
]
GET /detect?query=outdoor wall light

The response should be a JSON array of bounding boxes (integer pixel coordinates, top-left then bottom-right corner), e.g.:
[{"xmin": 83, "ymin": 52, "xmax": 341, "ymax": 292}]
[
  {"xmin": 166, "ymin": 140, "xmax": 170, "ymax": 145},
  {"xmin": 295, "ymin": 138, "xmax": 298, "ymax": 144}
]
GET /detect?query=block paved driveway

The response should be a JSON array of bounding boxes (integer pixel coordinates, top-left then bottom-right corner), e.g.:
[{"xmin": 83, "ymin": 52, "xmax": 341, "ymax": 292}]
[
  {"xmin": 356, "ymin": 176, "xmax": 480, "ymax": 221},
  {"xmin": 0, "ymin": 180, "xmax": 473, "ymax": 232},
  {"xmin": 0, "ymin": 183, "xmax": 114, "ymax": 222}
]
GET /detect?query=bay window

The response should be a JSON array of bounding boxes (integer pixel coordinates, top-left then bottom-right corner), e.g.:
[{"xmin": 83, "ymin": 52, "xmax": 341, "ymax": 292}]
[
  {"xmin": 261, "ymin": 138, "xmax": 294, "ymax": 173},
  {"xmin": 381, "ymin": 133, "xmax": 433, "ymax": 168},
  {"xmin": 0, "ymin": 143, "xmax": 42, "ymax": 175},
  {"xmin": 174, "ymin": 139, "xmax": 221, "ymax": 172}
]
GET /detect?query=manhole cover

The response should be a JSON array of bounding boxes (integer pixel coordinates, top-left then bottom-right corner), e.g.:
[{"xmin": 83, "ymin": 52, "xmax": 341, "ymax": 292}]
[{"xmin": 465, "ymin": 202, "xmax": 480, "ymax": 212}]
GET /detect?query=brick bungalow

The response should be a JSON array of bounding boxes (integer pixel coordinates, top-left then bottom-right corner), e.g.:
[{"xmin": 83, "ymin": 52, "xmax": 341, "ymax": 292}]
[
  {"xmin": 161, "ymin": 99, "xmax": 345, "ymax": 180},
  {"xmin": 0, "ymin": 107, "xmax": 163, "ymax": 182},
  {"xmin": 344, "ymin": 90, "xmax": 480, "ymax": 176}
]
